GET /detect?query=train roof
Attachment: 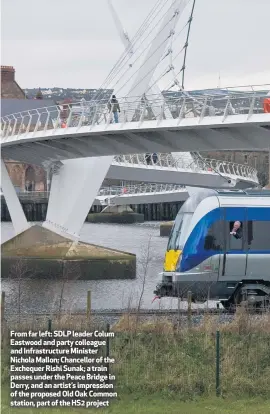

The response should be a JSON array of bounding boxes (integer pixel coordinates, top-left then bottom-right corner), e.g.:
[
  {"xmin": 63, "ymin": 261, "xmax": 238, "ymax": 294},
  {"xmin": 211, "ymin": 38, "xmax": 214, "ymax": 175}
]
[
  {"xmin": 179, "ymin": 188, "xmax": 270, "ymax": 216},
  {"xmin": 214, "ymin": 189, "xmax": 270, "ymax": 197}
]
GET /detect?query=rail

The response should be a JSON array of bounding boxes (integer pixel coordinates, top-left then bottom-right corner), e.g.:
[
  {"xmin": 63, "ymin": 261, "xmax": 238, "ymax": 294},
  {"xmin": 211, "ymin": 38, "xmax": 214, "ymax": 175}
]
[
  {"xmin": 11, "ymin": 183, "xmax": 186, "ymax": 200},
  {"xmin": 114, "ymin": 153, "xmax": 258, "ymax": 182},
  {"xmin": 99, "ymin": 183, "xmax": 186, "ymax": 196},
  {"xmin": 1, "ymin": 91, "xmax": 269, "ymax": 141}
]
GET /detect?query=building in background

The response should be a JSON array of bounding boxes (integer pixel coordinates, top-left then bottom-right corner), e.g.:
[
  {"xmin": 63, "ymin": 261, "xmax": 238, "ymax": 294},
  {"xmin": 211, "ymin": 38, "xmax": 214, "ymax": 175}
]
[
  {"xmin": 1, "ymin": 66, "xmax": 56, "ymax": 192},
  {"xmin": 1, "ymin": 66, "xmax": 26, "ymax": 99},
  {"xmin": 200, "ymin": 150, "xmax": 269, "ymax": 187}
]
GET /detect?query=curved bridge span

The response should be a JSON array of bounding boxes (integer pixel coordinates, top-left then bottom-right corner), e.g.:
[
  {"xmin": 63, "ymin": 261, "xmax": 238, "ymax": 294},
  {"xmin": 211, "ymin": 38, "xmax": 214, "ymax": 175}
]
[
  {"xmin": 1, "ymin": 92, "xmax": 268, "ymax": 240},
  {"xmin": 1, "ymin": 94, "xmax": 270, "ymax": 160},
  {"xmin": 109, "ymin": 153, "xmax": 258, "ymax": 188}
]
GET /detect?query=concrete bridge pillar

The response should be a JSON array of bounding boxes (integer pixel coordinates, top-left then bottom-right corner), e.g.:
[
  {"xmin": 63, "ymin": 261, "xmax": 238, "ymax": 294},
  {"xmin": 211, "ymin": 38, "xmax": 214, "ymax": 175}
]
[
  {"xmin": 1, "ymin": 159, "xmax": 29, "ymax": 235},
  {"xmin": 43, "ymin": 156, "xmax": 114, "ymax": 241}
]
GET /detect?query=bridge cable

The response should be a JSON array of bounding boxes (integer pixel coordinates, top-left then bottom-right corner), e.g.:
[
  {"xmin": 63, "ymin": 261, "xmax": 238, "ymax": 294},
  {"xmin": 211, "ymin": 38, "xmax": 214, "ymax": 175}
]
[
  {"xmin": 96, "ymin": 0, "xmax": 173, "ymax": 98},
  {"xmin": 94, "ymin": 0, "xmax": 196, "ymax": 101},
  {"xmin": 90, "ymin": 0, "xmax": 165, "ymax": 99},
  {"xmin": 181, "ymin": 0, "xmax": 196, "ymax": 90},
  {"xmin": 115, "ymin": 1, "xmax": 192, "ymax": 99},
  {"xmin": 93, "ymin": 1, "xmax": 193, "ymax": 102},
  {"xmin": 113, "ymin": 8, "xmax": 193, "ymax": 96},
  {"xmin": 92, "ymin": 0, "xmax": 172, "ymax": 100}
]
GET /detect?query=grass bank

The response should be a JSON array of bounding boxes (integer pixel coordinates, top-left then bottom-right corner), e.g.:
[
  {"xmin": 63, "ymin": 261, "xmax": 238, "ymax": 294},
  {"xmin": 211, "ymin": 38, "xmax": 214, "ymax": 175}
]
[
  {"xmin": 2, "ymin": 309, "xmax": 270, "ymax": 402},
  {"xmin": 1, "ymin": 390, "xmax": 270, "ymax": 414}
]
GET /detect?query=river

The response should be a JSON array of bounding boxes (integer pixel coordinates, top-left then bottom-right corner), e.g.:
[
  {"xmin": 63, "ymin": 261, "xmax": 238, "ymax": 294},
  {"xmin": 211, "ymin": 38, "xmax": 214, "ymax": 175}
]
[{"xmin": 2, "ymin": 221, "xmax": 187, "ymax": 315}]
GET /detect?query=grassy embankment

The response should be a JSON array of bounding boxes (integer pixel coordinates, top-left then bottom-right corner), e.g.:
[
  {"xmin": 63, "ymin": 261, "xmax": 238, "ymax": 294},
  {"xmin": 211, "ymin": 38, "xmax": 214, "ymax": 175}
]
[
  {"xmin": 2, "ymin": 308, "xmax": 270, "ymax": 412},
  {"xmin": 1, "ymin": 392, "xmax": 270, "ymax": 414}
]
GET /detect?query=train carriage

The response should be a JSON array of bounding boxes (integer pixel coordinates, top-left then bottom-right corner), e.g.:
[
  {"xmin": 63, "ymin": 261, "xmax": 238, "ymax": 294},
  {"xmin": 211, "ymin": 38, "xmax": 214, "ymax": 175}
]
[{"xmin": 155, "ymin": 189, "xmax": 270, "ymax": 309}]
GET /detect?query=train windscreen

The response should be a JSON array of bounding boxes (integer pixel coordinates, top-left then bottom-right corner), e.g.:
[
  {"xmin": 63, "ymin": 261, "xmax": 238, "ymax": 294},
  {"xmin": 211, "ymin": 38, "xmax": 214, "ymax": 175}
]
[{"xmin": 167, "ymin": 189, "xmax": 216, "ymax": 251}]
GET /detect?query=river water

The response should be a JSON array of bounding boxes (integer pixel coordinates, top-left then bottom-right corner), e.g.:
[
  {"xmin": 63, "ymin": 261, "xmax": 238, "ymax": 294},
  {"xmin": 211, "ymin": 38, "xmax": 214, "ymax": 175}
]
[{"xmin": 2, "ymin": 221, "xmax": 189, "ymax": 315}]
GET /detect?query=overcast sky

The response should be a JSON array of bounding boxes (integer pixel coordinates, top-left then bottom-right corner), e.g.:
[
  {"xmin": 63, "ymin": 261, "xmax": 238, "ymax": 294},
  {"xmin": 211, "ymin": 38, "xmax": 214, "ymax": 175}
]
[{"xmin": 2, "ymin": 0, "xmax": 270, "ymax": 90}]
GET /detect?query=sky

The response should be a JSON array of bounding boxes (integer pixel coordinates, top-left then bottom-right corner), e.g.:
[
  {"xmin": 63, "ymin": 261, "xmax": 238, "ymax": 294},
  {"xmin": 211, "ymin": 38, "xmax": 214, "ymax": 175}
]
[{"xmin": 1, "ymin": 0, "xmax": 270, "ymax": 91}]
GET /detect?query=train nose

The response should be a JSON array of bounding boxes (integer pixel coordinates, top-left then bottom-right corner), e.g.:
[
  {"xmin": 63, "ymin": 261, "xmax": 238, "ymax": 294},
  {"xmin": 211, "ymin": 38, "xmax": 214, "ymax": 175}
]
[
  {"xmin": 154, "ymin": 273, "xmax": 173, "ymax": 297},
  {"xmin": 163, "ymin": 250, "xmax": 182, "ymax": 272}
]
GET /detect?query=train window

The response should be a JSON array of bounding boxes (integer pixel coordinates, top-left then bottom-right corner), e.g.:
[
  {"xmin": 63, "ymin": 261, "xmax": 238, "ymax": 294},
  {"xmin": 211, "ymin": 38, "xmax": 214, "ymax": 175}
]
[
  {"xmin": 167, "ymin": 213, "xmax": 183, "ymax": 250},
  {"xmin": 229, "ymin": 221, "xmax": 243, "ymax": 239},
  {"xmin": 204, "ymin": 220, "xmax": 224, "ymax": 251},
  {"xmin": 247, "ymin": 221, "xmax": 270, "ymax": 250},
  {"xmin": 167, "ymin": 212, "xmax": 192, "ymax": 250},
  {"xmin": 229, "ymin": 221, "xmax": 244, "ymax": 250}
]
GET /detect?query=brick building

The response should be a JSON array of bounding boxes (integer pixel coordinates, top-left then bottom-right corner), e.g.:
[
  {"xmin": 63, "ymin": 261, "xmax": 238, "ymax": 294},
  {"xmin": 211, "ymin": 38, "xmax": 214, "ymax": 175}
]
[
  {"xmin": 1, "ymin": 66, "xmax": 26, "ymax": 99},
  {"xmin": 1, "ymin": 66, "xmax": 52, "ymax": 192}
]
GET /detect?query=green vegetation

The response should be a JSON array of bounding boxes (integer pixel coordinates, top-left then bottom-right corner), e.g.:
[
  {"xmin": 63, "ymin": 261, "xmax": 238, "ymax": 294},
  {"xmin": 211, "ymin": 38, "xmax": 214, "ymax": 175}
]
[
  {"xmin": 1, "ymin": 389, "xmax": 270, "ymax": 414},
  {"xmin": 1, "ymin": 390, "xmax": 270, "ymax": 414},
  {"xmin": 2, "ymin": 310, "xmax": 270, "ymax": 412},
  {"xmin": 111, "ymin": 332, "xmax": 270, "ymax": 398}
]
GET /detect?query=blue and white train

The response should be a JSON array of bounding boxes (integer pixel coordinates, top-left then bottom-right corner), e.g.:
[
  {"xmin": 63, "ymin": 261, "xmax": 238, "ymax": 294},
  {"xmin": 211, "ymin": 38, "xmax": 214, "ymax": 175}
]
[{"xmin": 154, "ymin": 189, "xmax": 270, "ymax": 309}]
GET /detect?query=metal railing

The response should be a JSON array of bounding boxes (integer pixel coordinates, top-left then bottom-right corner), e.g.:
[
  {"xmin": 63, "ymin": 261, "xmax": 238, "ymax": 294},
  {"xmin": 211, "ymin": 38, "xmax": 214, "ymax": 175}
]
[
  {"xmin": 191, "ymin": 155, "xmax": 258, "ymax": 182},
  {"xmin": 99, "ymin": 183, "xmax": 186, "ymax": 196},
  {"xmin": 12, "ymin": 183, "xmax": 186, "ymax": 201},
  {"xmin": 113, "ymin": 153, "xmax": 258, "ymax": 182},
  {"xmin": 1, "ymin": 90, "xmax": 269, "ymax": 140}
]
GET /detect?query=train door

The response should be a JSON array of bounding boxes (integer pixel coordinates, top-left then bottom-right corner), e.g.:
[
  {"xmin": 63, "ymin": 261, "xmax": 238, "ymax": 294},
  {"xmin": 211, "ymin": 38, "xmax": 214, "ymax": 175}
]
[
  {"xmin": 246, "ymin": 210, "xmax": 270, "ymax": 279},
  {"xmin": 220, "ymin": 208, "xmax": 247, "ymax": 278}
]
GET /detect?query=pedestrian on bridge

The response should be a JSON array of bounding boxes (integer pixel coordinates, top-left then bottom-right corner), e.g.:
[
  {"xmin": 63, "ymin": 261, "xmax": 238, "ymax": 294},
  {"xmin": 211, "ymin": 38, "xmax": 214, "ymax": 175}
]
[
  {"xmin": 145, "ymin": 153, "xmax": 151, "ymax": 165},
  {"xmin": 108, "ymin": 95, "xmax": 121, "ymax": 123},
  {"xmin": 152, "ymin": 153, "xmax": 158, "ymax": 164}
]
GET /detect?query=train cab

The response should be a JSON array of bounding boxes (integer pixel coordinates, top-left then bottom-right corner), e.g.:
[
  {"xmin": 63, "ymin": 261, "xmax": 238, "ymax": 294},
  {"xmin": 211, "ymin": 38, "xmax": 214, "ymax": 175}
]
[{"xmin": 156, "ymin": 189, "xmax": 270, "ymax": 308}]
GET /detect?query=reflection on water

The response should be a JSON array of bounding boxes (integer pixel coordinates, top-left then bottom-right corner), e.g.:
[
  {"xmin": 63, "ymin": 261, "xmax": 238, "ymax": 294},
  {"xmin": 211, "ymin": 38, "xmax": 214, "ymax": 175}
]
[{"xmin": 2, "ymin": 222, "xmax": 180, "ymax": 314}]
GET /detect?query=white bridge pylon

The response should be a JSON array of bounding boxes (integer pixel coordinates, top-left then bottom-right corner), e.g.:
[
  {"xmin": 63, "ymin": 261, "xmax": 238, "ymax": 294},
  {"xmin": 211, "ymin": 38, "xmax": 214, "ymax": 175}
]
[
  {"xmin": 21, "ymin": 0, "xmax": 189, "ymax": 241},
  {"xmin": 108, "ymin": 0, "xmax": 195, "ymax": 180}
]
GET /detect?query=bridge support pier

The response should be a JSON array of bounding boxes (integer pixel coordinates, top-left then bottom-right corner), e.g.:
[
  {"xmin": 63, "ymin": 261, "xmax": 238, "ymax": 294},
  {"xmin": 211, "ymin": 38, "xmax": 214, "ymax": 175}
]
[
  {"xmin": 43, "ymin": 156, "xmax": 114, "ymax": 241},
  {"xmin": 1, "ymin": 156, "xmax": 137, "ymax": 281},
  {"xmin": 87, "ymin": 204, "xmax": 144, "ymax": 224},
  {"xmin": 1, "ymin": 159, "xmax": 29, "ymax": 235}
]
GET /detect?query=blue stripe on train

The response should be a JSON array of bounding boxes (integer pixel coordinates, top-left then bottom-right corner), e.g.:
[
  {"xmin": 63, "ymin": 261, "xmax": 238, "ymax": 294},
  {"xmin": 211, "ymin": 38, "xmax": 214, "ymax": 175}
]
[{"xmin": 179, "ymin": 207, "xmax": 270, "ymax": 272}]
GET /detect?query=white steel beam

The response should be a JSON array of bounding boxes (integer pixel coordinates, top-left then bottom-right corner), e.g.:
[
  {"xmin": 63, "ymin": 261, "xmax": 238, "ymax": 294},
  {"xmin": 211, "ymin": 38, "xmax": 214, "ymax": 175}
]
[
  {"xmin": 1, "ymin": 158, "xmax": 29, "ymax": 235},
  {"xmin": 122, "ymin": 0, "xmax": 189, "ymax": 113},
  {"xmin": 108, "ymin": 0, "xmax": 172, "ymax": 120}
]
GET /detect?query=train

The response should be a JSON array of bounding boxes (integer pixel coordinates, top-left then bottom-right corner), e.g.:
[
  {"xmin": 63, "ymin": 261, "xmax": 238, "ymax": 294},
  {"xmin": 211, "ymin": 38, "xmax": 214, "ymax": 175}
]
[{"xmin": 154, "ymin": 189, "xmax": 270, "ymax": 309}]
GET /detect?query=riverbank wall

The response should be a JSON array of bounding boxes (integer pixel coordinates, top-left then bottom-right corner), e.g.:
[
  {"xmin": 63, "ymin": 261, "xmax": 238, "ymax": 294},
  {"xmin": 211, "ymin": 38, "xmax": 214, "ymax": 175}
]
[
  {"xmin": 1, "ymin": 197, "xmax": 184, "ymax": 222},
  {"xmin": 1, "ymin": 224, "xmax": 136, "ymax": 280}
]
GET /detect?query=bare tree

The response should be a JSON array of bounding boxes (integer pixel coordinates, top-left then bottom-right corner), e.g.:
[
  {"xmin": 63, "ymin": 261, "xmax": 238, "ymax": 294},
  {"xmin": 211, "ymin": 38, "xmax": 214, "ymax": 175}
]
[
  {"xmin": 58, "ymin": 261, "xmax": 81, "ymax": 317},
  {"xmin": 9, "ymin": 258, "xmax": 33, "ymax": 324},
  {"xmin": 133, "ymin": 234, "xmax": 152, "ymax": 332},
  {"xmin": 137, "ymin": 234, "xmax": 152, "ymax": 313}
]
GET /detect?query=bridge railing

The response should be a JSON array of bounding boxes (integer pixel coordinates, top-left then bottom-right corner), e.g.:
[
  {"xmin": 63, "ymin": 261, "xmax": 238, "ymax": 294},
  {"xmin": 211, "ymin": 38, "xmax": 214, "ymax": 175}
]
[
  {"xmin": 192, "ymin": 156, "xmax": 258, "ymax": 182},
  {"xmin": 1, "ymin": 91, "xmax": 269, "ymax": 140},
  {"xmin": 9, "ymin": 183, "xmax": 186, "ymax": 201},
  {"xmin": 99, "ymin": 183, "xmax": 186, "ymax": 196},
  {"xmin": 113, "ymin": 153, "xmax": 258, "ymax": 182}
]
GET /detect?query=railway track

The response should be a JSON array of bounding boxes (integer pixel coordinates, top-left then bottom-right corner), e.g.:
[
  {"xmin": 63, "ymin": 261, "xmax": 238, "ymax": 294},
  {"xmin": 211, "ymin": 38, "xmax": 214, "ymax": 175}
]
[{"xmin": 3, "ymin": 307, "xmax": 270, "ymax": 320}]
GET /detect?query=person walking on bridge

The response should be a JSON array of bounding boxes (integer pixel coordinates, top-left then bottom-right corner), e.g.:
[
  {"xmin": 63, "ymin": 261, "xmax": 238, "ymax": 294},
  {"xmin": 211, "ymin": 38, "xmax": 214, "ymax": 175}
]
[{"xmin": 108, "ymin": 95, "xmax": 121, "ymax": 123}]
